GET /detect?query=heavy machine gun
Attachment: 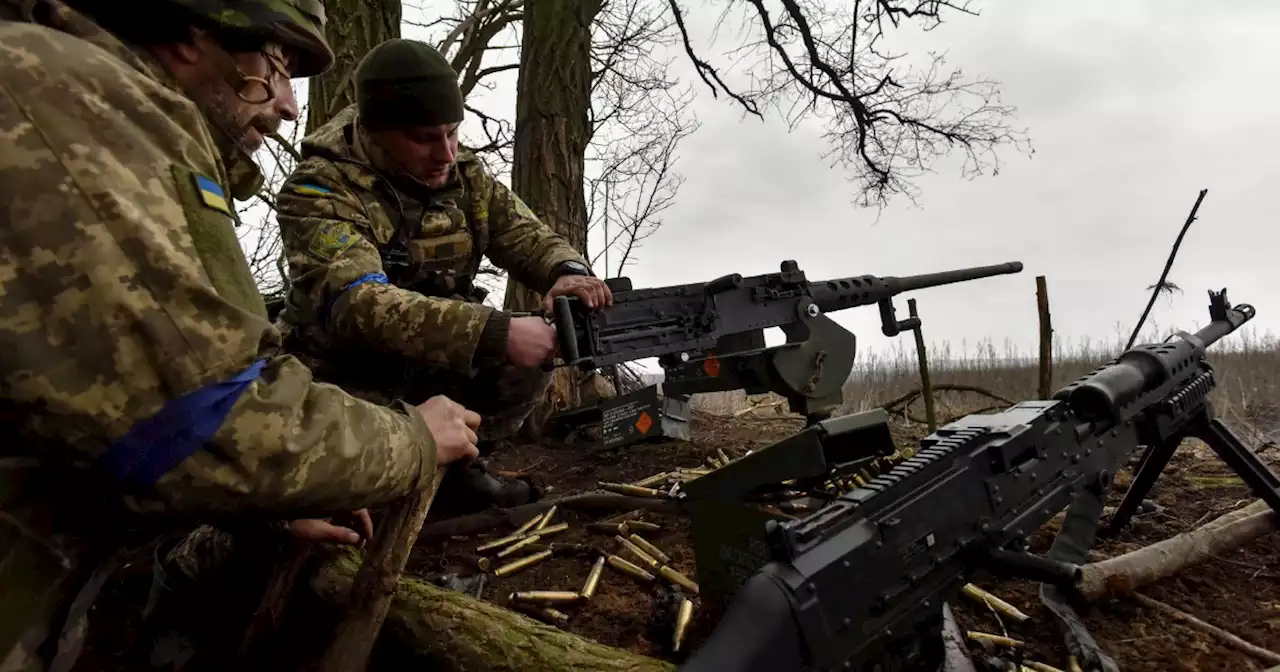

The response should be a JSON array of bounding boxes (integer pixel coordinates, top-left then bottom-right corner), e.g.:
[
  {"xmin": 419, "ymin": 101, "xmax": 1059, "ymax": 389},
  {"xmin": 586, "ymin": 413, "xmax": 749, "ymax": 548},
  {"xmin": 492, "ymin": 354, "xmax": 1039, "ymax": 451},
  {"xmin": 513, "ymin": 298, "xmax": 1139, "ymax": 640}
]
[
  {"xmin": 676, "ymin": 289, "xmax": 1279, "ymax": 671},
  {"xmin": 550, "ymin": 260, "xmax": 1024, "ymax": 420}
]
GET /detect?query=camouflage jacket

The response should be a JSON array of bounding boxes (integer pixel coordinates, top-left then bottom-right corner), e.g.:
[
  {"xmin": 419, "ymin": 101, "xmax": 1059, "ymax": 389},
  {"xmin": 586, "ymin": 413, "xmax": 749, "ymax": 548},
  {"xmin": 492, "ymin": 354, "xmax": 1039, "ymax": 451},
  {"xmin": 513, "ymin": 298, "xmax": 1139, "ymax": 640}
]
[
  {"xmin": 0, "ymin": 2, "xmax": 439, "ymax": 662},
  {"xmin": 275, "ymin": 104, "xmax": 586, "ymax": 375}
]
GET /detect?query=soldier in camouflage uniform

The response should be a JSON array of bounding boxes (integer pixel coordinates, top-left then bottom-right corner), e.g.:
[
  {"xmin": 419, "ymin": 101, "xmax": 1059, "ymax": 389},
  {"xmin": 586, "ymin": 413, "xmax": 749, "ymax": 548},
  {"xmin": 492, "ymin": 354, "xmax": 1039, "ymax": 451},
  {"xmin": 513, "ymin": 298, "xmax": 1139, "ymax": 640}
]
[
  {"xmin": 0, "ymin": 2, "xmax": 485, "ymax": 670},
  {"xmin": 275, "ymin": 37, "xmax": 614, "ymax": 513}
]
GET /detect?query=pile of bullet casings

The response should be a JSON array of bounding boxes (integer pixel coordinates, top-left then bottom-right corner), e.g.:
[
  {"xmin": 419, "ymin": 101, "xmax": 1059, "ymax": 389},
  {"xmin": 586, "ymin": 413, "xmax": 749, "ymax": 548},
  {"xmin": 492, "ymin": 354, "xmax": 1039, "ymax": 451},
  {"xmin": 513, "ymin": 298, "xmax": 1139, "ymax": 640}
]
[{"xmin": 465, "ymin": 464, "xmax": 718, "ymax": 654}]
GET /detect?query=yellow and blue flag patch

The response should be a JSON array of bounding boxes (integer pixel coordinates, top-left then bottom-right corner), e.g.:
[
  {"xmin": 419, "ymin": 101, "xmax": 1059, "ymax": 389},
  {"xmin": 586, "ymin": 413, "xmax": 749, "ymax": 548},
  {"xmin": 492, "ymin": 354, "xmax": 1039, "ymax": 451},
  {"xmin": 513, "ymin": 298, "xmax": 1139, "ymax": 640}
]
[
  {"xmin": 192, "ymin": 173, "xmax": 230, "ymax": 215},
  {"xmin": 291, "ymin": 183, "xmax": 332, "ymax": 197}
]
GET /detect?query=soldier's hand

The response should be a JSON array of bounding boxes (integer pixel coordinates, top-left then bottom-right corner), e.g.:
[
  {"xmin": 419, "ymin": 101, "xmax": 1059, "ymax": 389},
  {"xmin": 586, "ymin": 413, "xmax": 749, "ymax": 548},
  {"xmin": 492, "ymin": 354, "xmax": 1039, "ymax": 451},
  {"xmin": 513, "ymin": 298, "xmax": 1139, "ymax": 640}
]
[
  {"xmin": 287, "ymin": 509, "xmax": 373, "ymax": 546},
  {"xmin": 416, "ymin": 395, "xmax": 482, "ymax": 465},
  {"xmin": 543, "ymin": 275, "xmax": 613, "ymax": 312},
  {"xmin": 507, "ymin": 316, "xmax": 558, "ymax": 367}
]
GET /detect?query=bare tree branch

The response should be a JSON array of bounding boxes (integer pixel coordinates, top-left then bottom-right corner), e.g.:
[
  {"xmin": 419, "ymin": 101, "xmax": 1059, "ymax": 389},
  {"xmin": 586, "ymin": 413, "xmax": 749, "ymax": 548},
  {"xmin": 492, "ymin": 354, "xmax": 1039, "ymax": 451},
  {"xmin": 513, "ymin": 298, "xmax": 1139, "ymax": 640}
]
[{"xmin": 661, "ymin": 0, "xmax": 1031, "ymax": 207}]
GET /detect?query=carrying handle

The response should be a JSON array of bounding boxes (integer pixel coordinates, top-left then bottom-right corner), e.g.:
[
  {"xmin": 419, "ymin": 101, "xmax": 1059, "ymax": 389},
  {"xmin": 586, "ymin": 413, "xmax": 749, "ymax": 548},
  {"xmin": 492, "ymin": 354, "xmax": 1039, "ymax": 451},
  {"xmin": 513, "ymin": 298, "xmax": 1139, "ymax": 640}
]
[{"xmin": 552, "ymin": 295, "xmax": 580, "ymax": 366}]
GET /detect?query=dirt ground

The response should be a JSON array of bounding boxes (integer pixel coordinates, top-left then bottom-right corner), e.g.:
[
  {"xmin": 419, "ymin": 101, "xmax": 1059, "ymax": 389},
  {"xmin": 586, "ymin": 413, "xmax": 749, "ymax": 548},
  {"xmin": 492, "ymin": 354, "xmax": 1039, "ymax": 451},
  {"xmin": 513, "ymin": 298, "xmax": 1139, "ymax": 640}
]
[
  {"xmin": 78, "ymin": 410, "xmax": 1280, "ymax": 671},
  {"xmin": 414, "ymin": 411, "xmax": 1280, "ymax": 672}
]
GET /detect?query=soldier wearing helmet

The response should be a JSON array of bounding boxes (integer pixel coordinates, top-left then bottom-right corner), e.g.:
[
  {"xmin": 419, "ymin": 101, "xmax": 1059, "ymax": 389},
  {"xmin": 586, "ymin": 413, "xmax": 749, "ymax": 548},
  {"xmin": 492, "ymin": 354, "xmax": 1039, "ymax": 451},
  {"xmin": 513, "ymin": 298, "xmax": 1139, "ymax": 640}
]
[{"xmin": 0, "ymin": 2, "xmax": 483, "ymax": 669}]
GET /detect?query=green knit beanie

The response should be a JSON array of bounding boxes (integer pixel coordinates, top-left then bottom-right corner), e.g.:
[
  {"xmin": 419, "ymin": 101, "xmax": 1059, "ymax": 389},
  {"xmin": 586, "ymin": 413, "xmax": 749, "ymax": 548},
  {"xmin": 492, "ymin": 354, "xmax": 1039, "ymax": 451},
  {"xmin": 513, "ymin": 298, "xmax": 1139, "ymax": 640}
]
[{"xmin": 355, "ymin": 38, "xmax": 464, "ymax": 130}]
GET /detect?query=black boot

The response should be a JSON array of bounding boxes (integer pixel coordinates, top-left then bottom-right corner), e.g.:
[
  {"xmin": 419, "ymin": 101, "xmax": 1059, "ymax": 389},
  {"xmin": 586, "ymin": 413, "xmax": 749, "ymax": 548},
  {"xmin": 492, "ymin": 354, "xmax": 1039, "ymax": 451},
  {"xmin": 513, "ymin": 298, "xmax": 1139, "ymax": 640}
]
[{"xmin": 435, "ymin": 459, "xmax": 540, "ymax": 516}]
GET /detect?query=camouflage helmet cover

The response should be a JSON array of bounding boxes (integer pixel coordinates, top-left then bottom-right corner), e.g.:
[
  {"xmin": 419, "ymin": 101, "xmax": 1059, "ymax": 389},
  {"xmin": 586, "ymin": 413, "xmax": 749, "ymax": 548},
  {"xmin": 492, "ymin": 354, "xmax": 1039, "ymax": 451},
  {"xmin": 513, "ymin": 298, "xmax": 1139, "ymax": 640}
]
[{"xmin": 168, "ymin": 0, "xmax": 334, "ymax": 77}]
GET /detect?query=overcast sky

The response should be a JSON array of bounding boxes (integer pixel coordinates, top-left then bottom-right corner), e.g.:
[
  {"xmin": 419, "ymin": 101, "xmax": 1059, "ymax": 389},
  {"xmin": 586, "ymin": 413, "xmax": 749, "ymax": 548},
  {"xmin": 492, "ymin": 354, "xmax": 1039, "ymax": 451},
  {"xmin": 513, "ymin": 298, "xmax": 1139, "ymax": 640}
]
[{"xmin": 270, "ymin": 0, "xmax": 1280, "ymax": 363}]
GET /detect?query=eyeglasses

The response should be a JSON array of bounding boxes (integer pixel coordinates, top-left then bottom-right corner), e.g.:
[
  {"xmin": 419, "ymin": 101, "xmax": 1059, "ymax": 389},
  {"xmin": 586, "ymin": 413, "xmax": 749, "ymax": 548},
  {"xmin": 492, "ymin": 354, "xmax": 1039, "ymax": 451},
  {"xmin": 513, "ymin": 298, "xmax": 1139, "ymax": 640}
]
[{"xmin": 235, "ymin": 48, "xmax": 295, "ymax": 105}]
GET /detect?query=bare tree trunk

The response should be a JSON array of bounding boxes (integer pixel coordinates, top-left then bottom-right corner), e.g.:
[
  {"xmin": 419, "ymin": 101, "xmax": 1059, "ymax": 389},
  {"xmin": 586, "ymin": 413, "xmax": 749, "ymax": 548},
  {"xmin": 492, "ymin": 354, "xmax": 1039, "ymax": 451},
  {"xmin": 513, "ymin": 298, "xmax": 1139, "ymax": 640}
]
[
  {"xmin": 504, "ymin": 0, "xmax": 602, "ymax": 436},
  {"xmin": 306, "ymin": 0, "xmax": 402, "ymax": 133}
]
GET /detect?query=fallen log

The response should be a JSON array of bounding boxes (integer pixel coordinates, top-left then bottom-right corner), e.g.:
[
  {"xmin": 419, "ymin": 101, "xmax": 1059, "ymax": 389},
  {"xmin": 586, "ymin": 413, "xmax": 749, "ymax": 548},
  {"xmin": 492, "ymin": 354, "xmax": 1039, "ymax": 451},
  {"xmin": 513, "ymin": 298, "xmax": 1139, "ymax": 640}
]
[
  {"xmin": 1076, "ymin": 499, "xmax": 1277, "ymax": 601},
  {"xmin": 311, "ymin": 550, "xmax": 676, "ymax": 672}
]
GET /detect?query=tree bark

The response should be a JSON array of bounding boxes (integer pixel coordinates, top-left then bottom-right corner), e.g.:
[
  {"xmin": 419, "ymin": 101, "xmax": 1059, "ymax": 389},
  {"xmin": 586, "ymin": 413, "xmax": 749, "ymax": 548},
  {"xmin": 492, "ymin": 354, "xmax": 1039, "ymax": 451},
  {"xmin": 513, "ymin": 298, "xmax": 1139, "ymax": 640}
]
[
  {"xmin": 504, "ymin": 0, "xmax": 602, "ymax": 436},
  {"xmin": 306, "ymin": 0, "xmax": 401, "ymax": 133},
  {"xmin": 311, "ymin": 550, "xmax": 676, "ymax": 672}
]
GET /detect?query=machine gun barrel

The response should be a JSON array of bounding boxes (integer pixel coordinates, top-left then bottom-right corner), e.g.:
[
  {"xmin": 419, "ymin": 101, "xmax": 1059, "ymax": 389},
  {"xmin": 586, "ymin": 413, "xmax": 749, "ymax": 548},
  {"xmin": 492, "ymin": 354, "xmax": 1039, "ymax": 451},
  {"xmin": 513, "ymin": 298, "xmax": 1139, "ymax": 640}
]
[
  {"xmin": 680, "ymin": 288, "xmax": 1269, "ymax": 672},
  {"xmin": 1058, "ymin": 289, "xmax": 1255, "ymax": 423},
  {"xmin": 806, "ymin": 262, "xmax": 1024, "ymax": 314}
]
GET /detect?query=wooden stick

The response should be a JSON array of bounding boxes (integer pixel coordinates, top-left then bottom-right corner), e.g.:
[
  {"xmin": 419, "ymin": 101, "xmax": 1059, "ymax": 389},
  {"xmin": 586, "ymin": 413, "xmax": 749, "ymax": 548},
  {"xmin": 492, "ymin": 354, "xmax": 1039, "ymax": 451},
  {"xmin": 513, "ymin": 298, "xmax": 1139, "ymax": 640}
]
[
  {"xmin": 907, "ymin": 298, "xmax": 937, "ymax": 433},
  {"xmin": 318, "ymin": 467, "xmax": 447, "ymax": 672},
  {"xmin": 1132, "ymin": 593, "xmax": 1280, "ymax": 665},
  {"xmin": 1035, "ymin": 275, "xmax": 1052, "ymax": 399},
  {"xmin": 1125, "ymin": 189, "xmax": 1208, "ymax": 349}
]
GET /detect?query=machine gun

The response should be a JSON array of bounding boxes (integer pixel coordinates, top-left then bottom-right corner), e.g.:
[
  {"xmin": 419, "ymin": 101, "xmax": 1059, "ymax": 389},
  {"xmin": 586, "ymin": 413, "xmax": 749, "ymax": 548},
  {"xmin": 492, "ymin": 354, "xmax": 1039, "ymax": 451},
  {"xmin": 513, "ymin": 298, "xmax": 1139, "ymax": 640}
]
[
  {"xmin": 550, "ymin": 260, "xmax": 1024, "ymax": 420},
  {"xmin": 677, "ymin": 289, "xmax": 1280, "ymax": 672}
]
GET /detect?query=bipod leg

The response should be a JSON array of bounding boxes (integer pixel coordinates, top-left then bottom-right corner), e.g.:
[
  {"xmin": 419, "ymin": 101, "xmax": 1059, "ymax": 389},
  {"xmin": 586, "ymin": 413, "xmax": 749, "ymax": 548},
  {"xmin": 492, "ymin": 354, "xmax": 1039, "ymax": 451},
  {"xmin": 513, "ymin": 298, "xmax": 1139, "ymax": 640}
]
[
  {"xmin": 1103, "ymin": 439, "xmax": 1178, "ymax": 537},
  {"xmin": 1195, "ymin": 416, "xmax": 1280, "ymax": 515}
]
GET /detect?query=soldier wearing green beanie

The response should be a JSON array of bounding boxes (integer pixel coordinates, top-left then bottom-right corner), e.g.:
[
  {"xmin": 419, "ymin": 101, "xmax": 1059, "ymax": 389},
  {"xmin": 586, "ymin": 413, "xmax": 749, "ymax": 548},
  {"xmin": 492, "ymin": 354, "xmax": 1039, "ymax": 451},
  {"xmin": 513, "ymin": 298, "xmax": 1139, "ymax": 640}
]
[{"xmin": 274, "ymin": 38, "xmax": 614, "ymax": 514}]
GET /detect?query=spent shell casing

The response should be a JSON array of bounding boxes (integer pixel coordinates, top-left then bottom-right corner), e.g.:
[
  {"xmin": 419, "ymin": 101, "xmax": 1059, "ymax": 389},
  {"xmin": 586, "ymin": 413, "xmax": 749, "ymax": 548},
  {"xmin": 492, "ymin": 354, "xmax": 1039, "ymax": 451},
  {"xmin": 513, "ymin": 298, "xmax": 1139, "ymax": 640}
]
[
  {"xmin": 628, "ymin": 534, "xmax": 671, "ymax": 565},
  {"xmin": 602, "ymin": 508, "xmax": 644, "ymax": 524},
  {"xmin": 658, "ymin": 565, "xmax": 700, "ymax": 595},
  {"xmin": 775, "ymin": 501, "xmax": 814, "ymax": 513},
  {"xmin": 496, "ymin": 533, "xmax": 543, "ymax": 558},
  {"xmin": 532, "ymin": 607, "xmax": 570, "ymax": 625},
  {"xmin": 716, "ymin": 448, "xmax": 732, "ymax": 465},
  {"xmin": 598, "ymin": 482, "xmax": 669, "ymax": 498},
  {"xmin": 606, "ymin": 554, "xmax": 655, "ymax": 582},
  {"xmin": 631, "ymin": 472, "xmax": 672, "ymax": 488},
  {"xmin": 509, "ymin": 591, "xmax": 585, "ymax": 605},
  {"xmin": 615, "ymin": 535, "xmax": 661, "ymax": 569},
  {"xmin": 673, "ymin": 597, "xmax": 694, "ymax": 652},
  {"xmin": 494, "ymin": 549, "xmax": 553, "ymax": 577},
  {"xmin": 513, "ymin": 511, "xmax": 546, "ymax": 536},
  {"xmin": 535, "ymin": 522, "xmax": 569, "ymax": 537},
  {"xmin": 477, "ymin": 531, "xmax": 525, "ymax": 553},
  {"xmin": 586, "ymin": 522, "xmax": 627, "ymax": 535},
  {"xmin": 580, "ymin": 556, "xmax": 605, "ymax": 599},
  {"xmin": 625, "ymin": 520, "xmax": 661, "ymax": 532},
  {"xmin": 454, "ymin": 553, "xmax": 491, "ymax": 572},
  {"xmin": 535, "ymin": 504, "xmax": 558, "ymax": 530}
]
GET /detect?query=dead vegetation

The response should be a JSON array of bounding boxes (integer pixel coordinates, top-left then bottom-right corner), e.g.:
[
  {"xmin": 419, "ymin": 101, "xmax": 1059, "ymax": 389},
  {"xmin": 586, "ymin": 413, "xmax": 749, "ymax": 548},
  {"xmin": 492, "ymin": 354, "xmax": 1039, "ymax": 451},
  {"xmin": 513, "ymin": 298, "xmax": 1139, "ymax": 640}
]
[{"xmin": 78, "ymin": 328, "xmax": 1280, "ymax": 671}]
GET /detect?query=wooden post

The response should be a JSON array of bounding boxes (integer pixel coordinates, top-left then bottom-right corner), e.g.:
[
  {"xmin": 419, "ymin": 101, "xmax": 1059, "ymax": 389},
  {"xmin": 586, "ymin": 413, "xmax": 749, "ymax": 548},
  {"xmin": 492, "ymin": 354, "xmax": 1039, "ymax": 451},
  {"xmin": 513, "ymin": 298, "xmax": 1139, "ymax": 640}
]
[
  {"xmin": 908, "ymin": 298, "xmax": 937, "ymax": 433},
  {"xmin": 318, "ymin": 467, "xmax": 447, "ymax": 672},
  {"xmin": 1036, "ymin": 276, "xmax": 1053, "ymax": 399}
]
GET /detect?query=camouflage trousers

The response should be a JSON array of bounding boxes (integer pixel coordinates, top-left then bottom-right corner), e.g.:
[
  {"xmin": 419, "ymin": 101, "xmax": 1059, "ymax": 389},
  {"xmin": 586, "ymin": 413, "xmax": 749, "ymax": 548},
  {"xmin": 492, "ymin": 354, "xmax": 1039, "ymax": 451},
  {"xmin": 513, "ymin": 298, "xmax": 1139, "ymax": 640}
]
[{"xmin": 292, "ymin": 348, "xmax": 552, "ymax": 443}]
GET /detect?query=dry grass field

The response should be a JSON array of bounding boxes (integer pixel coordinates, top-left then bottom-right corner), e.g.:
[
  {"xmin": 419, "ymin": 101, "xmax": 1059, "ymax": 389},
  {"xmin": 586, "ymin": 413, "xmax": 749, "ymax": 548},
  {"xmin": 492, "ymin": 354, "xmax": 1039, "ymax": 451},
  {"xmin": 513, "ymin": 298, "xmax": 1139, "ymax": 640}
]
[{"xmin": 693, "ymin": 326, "xmax": 1280, "ymax": 446}]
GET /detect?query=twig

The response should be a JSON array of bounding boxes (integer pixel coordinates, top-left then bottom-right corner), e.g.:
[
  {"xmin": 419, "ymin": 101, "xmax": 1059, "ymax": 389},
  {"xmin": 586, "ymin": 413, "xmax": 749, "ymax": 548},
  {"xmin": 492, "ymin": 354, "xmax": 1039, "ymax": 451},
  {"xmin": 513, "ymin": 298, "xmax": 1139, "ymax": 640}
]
[
  {"xmin": 1132, "ymin": 593, "xmax": 1280, "ymax": 665},
  {"xmin": 1125, "ymin": 189, "xmax": 1208, "ymax": 349},
  {"xmin": 878, "ymin": 384, "xmax": 1015, "ymax": 411}
]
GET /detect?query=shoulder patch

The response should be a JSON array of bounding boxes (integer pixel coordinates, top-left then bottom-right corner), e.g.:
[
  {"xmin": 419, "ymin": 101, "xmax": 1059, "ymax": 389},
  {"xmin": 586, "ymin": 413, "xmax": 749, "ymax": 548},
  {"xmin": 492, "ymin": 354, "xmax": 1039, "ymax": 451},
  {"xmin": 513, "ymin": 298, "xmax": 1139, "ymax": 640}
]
[
  {"xmin": 192, "ymin": 173, "xmax": 231, "ymax": 215},
  {"xmin": 307, "ymin": 220, "xmax": 360, "ymax": 261},
  {"xmin": 290, "ymin": 182, "xmax": 332, "ymax": 196},
  {"xmin": 512, "ymin": 193, "xmax": 538, "ymax": 221}
]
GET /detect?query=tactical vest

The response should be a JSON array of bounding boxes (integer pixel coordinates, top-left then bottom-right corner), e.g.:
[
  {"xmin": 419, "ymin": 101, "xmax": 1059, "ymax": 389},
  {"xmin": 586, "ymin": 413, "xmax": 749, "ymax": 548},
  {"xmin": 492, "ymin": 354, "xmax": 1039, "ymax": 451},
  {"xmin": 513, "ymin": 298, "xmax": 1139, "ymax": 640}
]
[{"xmin": 344, "ymin": 142, "xmax": 493, "ymax": 304}]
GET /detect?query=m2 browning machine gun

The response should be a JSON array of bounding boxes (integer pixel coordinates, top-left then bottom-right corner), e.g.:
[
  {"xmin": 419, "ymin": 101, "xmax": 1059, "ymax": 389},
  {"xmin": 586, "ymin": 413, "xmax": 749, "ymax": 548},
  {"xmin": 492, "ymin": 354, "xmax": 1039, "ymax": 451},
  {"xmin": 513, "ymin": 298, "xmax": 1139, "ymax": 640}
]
[
  {"xmin": 549, "ymin": 260, "xmax": 1024, "ymax": 420},
  {"xmin": 677, "ymin": 289, "xmax": 1280, "ymax": 672}
]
